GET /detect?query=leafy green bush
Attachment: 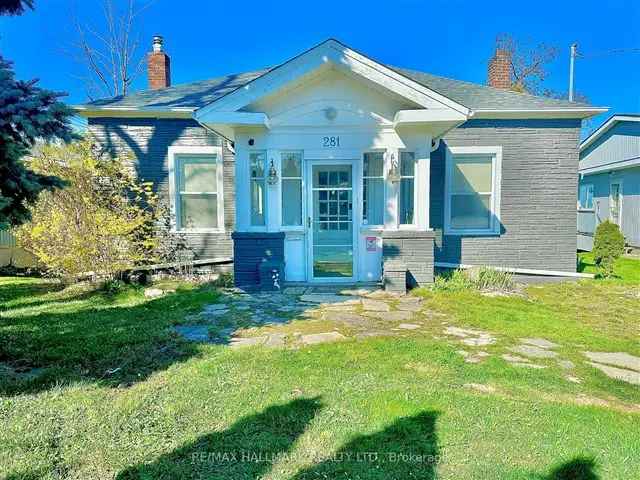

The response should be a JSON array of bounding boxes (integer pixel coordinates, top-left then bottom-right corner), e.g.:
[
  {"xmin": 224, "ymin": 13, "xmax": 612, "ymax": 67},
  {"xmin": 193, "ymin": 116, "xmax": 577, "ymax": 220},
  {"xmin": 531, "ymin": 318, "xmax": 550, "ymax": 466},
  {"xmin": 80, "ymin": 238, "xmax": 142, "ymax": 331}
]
[{"xmin": 592, "ymin": 220, "xmax": 625, "ymax": 277}]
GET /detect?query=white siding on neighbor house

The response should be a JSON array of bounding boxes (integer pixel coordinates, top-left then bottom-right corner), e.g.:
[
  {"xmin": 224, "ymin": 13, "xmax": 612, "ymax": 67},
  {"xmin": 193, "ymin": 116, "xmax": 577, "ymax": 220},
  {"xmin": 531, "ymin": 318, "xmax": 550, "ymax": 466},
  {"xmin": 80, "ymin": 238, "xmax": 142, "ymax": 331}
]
[
  {"xmin": 580, "ymin": 122, "xmax": 640, "ymax": 172},
  {"xmin": 579, "ymin": 167, "xmax": 640, "ymax": 248}
]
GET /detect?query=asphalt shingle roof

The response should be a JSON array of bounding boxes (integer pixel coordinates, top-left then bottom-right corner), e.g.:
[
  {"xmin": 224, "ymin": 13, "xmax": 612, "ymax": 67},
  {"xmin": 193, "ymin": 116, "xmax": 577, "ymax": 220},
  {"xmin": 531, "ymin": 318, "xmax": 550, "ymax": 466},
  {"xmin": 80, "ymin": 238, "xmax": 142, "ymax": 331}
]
[{"xmin": 82, "ymin": 64, "xmax": 592, "ymax": 112}]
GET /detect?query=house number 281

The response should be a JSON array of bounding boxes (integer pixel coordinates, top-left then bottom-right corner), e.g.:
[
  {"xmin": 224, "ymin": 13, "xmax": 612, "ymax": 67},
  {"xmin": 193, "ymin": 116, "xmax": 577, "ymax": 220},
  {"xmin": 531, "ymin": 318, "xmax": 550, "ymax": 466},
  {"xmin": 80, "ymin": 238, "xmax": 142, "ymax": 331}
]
[{"xmin": 322, "ymin": 136, "xmax": 340, "ymax": 147}]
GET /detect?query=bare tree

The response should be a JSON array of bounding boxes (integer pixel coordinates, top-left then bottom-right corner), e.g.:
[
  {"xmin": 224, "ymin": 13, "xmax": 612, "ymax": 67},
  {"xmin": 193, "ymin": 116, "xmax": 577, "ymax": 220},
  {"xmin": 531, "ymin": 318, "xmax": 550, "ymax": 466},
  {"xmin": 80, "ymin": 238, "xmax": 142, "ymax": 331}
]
[
  {"xmin": 496, "ymin": 34, "xmax": 558, "ymax": 95},
  {"xmin": 72, "ymin": 0, "xmax": 153, "ymax": 100}
]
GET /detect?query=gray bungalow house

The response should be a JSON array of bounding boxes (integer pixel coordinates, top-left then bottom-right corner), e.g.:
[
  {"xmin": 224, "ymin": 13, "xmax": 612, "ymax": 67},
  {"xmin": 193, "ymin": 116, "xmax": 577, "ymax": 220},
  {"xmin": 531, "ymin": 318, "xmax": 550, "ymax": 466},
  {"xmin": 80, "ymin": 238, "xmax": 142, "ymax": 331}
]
[
  {"xmin": 76, "ymin": 38, "xmax": 605, "ymax": 290},
  {"xmin": 578, "ymin": 114, "xmax": 640, "ymax": 251}
]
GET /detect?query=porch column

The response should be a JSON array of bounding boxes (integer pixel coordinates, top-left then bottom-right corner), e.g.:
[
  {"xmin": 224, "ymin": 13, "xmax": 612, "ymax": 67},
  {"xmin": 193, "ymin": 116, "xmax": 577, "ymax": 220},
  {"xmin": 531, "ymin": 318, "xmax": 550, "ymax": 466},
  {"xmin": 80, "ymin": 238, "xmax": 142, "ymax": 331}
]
[
  {"xmin": 414, "ymin": 135, "xmax": 432, "ymax": 231},
  {"xmin": 384, "ymin": 147, "xmax": 400, "ymax": 229},
  {"xmin": 266, "ymin": 148, "xmax": 281, "ymax": 232}
]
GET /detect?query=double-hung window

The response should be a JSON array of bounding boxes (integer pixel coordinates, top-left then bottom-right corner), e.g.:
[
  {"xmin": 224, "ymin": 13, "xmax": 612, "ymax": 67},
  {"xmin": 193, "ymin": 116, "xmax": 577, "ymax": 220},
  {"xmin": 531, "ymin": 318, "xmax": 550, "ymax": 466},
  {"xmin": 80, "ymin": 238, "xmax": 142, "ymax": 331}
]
[
  {"xmin": 281, "ymin": 151, "xmax": 303, "ymax": 227},
  {"xmin": 578, "ymin": 183, "xmax": 594, "ymax": 210},
  {"xmin": 362, "ymin": 152, "xmax": 384, "ymax": 226},
  {"xmin": 445, "ymin": 146, "xmax": 502, "ymax": 235},
  {"xmin": 169, "ymin": 147, "xmax": 224, "ymax": 231},
  {"xmin": 250, "ymin": 151, "xmax": 267, "ymax": 226},
  {"xmin": 399, "ymin": 151, "xmax": 416, "ymax": 225}
]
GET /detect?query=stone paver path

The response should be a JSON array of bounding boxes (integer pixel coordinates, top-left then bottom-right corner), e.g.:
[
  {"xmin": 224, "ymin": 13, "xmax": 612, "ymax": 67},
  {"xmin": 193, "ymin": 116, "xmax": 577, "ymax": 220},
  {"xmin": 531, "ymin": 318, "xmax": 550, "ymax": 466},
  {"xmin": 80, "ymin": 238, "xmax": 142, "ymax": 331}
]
[
  {"xmin": 173, "ymin": 285, "xmax": 430, "ymax": 348},
  {"xmin": 509, "ymin": 344, "xmax": 558, "ymax": 359},
  {"xmin": 301, "ymin": 331, "xmax": 346, "ymax": 345},
  {"xmin": 169, "ymin": 286, "xmax": 640, "ymax": 389},
  {"xmin": 584, "ymin": 352, "xmax": 640, "ymax": 372},
  {"xmin": 520, "ymin": 338, "xmax": 559, "ymax": 349},
  {"xmin": 583, "ymin": 351, "xmax": 640, "ymax": 386}
]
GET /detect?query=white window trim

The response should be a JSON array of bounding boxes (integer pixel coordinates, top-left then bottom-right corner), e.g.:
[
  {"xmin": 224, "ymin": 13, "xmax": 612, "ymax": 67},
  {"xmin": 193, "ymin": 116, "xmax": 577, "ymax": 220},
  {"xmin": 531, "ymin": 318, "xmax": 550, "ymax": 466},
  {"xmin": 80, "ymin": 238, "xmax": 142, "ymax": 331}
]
[
  {"xmin": 280, "ymin": 150, "xmax": 305, "ymax": 231},
  {"xmin": 361, "ymin": 150, "xmax": 386, "ymax": 229},
  {"xmin": 444, "ymin": 146, "xmax": 502, "ymax": 236},
  {"xmin": 398, "ymin": 150, "xmax": 417, "ymax": 229},
  {"xmin": 168, "ymin": 145, "xmax": 225, "ymax": 233},
  {"xmin": 578, "ymin": 183, "xmax": 595, "ymax": 211}
]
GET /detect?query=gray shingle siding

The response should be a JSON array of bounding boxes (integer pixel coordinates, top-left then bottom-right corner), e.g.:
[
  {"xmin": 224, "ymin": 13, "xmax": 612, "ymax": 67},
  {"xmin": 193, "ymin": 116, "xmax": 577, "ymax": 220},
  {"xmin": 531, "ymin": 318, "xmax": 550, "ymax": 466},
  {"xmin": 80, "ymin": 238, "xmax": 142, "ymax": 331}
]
[
  {"xmin": 87, "ymin": 117, "xmax": 235, "ymax": 259},
  {"xmin": 430, "ymin": 119, "xmax": 581, "ymax": 273}
]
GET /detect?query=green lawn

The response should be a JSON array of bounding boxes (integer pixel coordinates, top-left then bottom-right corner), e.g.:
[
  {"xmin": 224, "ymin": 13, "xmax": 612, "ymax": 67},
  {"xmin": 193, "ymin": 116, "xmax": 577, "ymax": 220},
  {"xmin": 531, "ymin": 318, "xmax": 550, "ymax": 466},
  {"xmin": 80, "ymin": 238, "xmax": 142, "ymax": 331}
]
[{"xmin": 1, "ymin": 257, "xmax": 639, "ymax": 479}]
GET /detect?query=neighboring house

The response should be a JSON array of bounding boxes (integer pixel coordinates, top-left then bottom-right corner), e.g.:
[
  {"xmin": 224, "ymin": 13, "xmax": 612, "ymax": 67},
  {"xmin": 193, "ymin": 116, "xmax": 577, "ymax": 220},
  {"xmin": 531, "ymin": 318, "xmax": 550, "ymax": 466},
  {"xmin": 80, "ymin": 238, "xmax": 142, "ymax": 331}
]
[
  {"xmin": 578, "ymin": 114, "xmax": 640, "ymax": 251},
  {"xmin": 75, "ymin": 37, "xmax": 605, "ymax": 290}
]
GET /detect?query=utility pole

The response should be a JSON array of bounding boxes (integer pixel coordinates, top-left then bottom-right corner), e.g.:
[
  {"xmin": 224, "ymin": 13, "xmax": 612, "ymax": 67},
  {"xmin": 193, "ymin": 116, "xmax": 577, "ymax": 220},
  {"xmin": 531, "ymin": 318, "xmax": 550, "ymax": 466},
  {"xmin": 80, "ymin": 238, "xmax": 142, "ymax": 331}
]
[{"xmin": 569, "ymin": 43, "xmax": 578, "ymax": 102}]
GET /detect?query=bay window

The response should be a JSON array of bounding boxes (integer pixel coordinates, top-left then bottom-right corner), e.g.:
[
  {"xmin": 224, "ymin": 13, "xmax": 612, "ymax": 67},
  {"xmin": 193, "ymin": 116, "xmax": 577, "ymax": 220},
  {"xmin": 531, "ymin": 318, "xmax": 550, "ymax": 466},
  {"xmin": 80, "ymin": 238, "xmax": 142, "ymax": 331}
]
[
  {"xmin": 169, "ymin": 146, "xmax": 224, "ymax": 232},
  {"xmin": 250, "ymin": 151, "xmax": 267, "ymax": 226},
  {"xmin": 362, "ymin": 152, "xmax": 384, "ymax": 226},
  {"xmin": 281, "ymin": 151, "xmax": 303, "ymax": 226},
  {"xmin": 445, "ymin": 146, "xmax": 502, "ymax": 235},
  {"xmin": 399, "ymin": 151, "xmax": 415, "ymax": 225}
]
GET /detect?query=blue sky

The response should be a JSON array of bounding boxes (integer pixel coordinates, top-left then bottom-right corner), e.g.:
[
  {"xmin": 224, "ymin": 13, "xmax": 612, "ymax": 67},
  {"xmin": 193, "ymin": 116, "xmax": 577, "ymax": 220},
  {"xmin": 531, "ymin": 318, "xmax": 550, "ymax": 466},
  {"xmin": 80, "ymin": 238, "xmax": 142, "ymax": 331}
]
[{"xmin": 1, "ymin": 0, "xmax": 639, "ymax": 134}]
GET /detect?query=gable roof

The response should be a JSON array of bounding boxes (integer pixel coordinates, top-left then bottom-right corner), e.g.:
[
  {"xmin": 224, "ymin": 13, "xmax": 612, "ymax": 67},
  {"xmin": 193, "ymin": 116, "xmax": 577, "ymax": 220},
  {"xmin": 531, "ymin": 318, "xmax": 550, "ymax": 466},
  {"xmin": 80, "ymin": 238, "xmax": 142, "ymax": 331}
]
[
  {"xmin": 75, "ymin": 40, "xmax": 605, "ymax": 119},
  {"xmin": 580, "ymin": 114, "xmax": 640, "ymax": 152}
]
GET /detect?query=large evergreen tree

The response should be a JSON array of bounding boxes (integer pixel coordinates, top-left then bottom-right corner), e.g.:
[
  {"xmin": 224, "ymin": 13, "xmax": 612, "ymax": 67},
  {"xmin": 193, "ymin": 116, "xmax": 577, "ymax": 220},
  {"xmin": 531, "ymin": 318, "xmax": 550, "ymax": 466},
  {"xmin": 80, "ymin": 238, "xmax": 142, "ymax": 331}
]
[
  {"xmin": 0, "ymin": 1, "xmax": 76, "ymax": 229},
  {"xmin": 0, "ymin": 0, "xmax": 34, "ymax": 16}
]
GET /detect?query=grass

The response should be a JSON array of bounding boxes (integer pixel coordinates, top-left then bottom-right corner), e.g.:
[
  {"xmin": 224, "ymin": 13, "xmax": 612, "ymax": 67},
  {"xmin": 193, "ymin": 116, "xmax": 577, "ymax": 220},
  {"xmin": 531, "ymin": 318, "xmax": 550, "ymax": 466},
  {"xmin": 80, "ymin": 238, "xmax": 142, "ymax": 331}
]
[{"xmin": 1, "ymin": 257, "xmax": 639, "ymax": 479}]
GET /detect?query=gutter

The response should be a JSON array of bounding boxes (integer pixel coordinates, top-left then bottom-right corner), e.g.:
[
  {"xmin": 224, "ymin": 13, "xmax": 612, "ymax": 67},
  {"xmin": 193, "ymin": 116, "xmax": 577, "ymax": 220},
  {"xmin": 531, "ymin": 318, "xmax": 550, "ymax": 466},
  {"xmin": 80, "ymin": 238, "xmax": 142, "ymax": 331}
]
[{"xmin": 73, "ymin": 105, "xmax": 195, "ymax": 119}]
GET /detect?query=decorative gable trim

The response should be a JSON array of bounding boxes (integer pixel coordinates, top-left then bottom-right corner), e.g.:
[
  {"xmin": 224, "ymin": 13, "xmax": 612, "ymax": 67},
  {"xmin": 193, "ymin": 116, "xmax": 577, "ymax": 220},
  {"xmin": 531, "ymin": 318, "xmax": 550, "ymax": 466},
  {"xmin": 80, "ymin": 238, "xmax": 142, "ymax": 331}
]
[{"xmin": 194, "ymin": 39, "xmax": 471, "ymax": 122}]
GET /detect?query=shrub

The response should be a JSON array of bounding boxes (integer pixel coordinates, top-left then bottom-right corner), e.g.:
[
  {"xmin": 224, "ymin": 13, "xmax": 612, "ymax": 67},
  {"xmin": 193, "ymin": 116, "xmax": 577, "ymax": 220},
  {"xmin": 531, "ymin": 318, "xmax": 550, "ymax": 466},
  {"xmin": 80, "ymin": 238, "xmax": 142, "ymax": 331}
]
[
  {"xmin": 592, "ymin": 220, "xmax": 625, "ymax": 277},
  {"xmin": 16, "ymin": 139, "xmax": 163, "ymax": 279}
]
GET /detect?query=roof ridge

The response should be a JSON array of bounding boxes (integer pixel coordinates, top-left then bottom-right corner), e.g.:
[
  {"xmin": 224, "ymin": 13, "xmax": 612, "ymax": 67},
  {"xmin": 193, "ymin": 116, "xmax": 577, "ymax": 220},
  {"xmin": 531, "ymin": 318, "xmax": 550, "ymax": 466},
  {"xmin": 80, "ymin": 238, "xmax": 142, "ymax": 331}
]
[{"xmin": 390, "ymin": 65, "xmax": 592, "ymax": 108}]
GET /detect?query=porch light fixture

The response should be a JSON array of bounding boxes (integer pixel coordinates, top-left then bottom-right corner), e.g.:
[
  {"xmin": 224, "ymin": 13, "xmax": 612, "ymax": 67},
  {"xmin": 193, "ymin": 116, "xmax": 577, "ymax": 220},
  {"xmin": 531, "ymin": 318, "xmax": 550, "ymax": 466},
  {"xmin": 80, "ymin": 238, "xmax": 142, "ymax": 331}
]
[
  {"xmin": 267, "ymin": 159, "xmax": 279, "ymax": 185},
  {"xmin": 388, "ymin": 154, "xmax": 401, "ymax": 183}
]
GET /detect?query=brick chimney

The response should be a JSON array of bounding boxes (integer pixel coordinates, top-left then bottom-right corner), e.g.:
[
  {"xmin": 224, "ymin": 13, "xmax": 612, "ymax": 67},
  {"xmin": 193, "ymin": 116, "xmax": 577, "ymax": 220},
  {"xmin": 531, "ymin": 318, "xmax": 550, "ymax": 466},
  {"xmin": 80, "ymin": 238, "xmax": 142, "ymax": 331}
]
[
  {"xmin": 147, "ymin": 35, "xmax": 171, "ymax": 90},
  {"xmin": 487, "ymin": 48, "xmax": 511, "ymax": 89}
]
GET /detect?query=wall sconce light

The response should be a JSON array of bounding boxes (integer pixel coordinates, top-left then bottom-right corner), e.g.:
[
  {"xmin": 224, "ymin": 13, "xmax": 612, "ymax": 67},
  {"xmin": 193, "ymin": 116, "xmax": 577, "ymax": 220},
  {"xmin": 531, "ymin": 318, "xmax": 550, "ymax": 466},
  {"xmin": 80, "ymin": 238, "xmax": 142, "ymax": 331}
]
[
  {"xmin": 267, "ymin": 159, "xmax": 279, "ymax": 185},
  {"xmin": 388, "ymin": 154, "xmax": 401, "ymax": 183}
]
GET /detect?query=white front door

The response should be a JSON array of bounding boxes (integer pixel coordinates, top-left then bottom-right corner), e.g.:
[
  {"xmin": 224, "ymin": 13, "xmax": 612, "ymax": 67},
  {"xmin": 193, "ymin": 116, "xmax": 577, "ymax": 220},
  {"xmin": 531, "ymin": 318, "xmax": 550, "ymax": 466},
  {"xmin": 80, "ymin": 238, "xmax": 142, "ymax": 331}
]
[
  {"xmin": 610, "ymin": 180, "xmax": 623, "ymax": 227},
  {"xmin": 306, "ymin": 160, "xmax": 357, "ymax": 282}
]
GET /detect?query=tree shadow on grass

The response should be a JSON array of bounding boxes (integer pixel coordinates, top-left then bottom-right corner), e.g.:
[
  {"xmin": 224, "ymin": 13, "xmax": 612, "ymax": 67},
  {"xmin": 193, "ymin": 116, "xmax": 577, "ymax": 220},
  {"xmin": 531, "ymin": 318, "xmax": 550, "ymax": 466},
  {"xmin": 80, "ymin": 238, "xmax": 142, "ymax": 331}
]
[
  {"xmin": 116, "ymin": 396, "xmax": 323, "ymax": 480},
  {"xmin": 0, "ymin": 283, "xmax": 222, "ymax": 396},
  {"xmin": 292, "ymin": 410, "xmax": 440, "ymax": 480},
  {"xmin": 529, "ymin": 456, "xmax": 600, "ymax": 480}
]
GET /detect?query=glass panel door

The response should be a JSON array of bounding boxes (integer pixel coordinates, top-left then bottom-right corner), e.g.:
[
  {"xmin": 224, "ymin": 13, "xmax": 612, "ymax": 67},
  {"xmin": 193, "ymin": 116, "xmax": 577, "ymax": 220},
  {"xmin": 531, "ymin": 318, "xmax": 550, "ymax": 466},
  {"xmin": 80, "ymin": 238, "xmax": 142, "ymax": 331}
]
[{"xmin": 311, "ymin": 164, "xmax": 354, "ymax": 279}]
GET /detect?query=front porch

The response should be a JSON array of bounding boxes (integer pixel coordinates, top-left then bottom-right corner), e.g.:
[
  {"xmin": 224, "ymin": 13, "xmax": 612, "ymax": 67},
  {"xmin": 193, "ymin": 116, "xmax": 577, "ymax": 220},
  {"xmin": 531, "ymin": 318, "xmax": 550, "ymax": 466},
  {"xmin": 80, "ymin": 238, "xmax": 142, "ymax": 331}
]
[{"xmin": 193, "ymin": 40, "xmax": 469, "ymax": 290}]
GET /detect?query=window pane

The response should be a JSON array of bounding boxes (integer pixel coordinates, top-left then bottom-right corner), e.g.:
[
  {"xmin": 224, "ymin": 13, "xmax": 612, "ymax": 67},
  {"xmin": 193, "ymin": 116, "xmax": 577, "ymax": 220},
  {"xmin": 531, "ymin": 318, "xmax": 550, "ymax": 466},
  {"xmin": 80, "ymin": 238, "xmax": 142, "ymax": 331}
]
[
  {"xmin": 451, "ymin": 194, "xmax": 491, "ymax": 230},
  {"xmin": 452, "ymin": 156, "xmax": 492, "ymax": 193},
  {"xmin": 363, "ymin": 152, "xmax": 384, "ymax": 177},
  {"xmin": 250, "ymin": 152, "xmax": 265, "ymax": 178},
  {"xmin": 250, "ymin": 179, "xmax": 265, "ymax": 226},
  {"xmin": 400, "ymin": 152, "xmax": 415, "ymax": 176},
  {"xmin": 181, "ymin": 160, "xmax": 217, "ymax": 193},
  {"xmin": 363, "ymin": 178, "xmax": 384, "ymax": 225},
  {"xmin": 400, "ymin": 177, "xmax": 414, "ymax": 225},
  {"xmin": 282, "ymin": 152, "xmax": 302, "ymax": 177},
  {"xmin": 282, "ymin": 179, "xmax": 302, "ymax": 226},
  {"xmin": 181, "ymin": 194, "xmax": 217, "ymax": 229}
]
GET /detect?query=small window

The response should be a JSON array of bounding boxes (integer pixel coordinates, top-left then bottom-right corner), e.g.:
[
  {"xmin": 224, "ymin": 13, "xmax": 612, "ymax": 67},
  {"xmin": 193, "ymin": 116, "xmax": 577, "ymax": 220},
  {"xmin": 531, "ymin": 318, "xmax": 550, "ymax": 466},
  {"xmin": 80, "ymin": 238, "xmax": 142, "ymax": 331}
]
[
  {"xmin": 281, "ymin": 151, "xmax": 303, "ymax": 226},
  {"xmin": 176, "ymin": 155, "xmax": 220, "ymax": 230},
  {"xmin": 399, "ymin": 151, "xmax": 415, "ymax": 225},
  {"xmin": 250, "ymin": 151, "xmax": 267, "ymax": 226},
  {"xmin": 445, "ymin": 148, "xmax": 501, "ymax": 235},
  {"xmin": 362, "ymin": 152, "xmax": 384, "ymax": 226},
  {"xmin": 579, "ymin": 183, "xmax": 594, "ymax": 210}
]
